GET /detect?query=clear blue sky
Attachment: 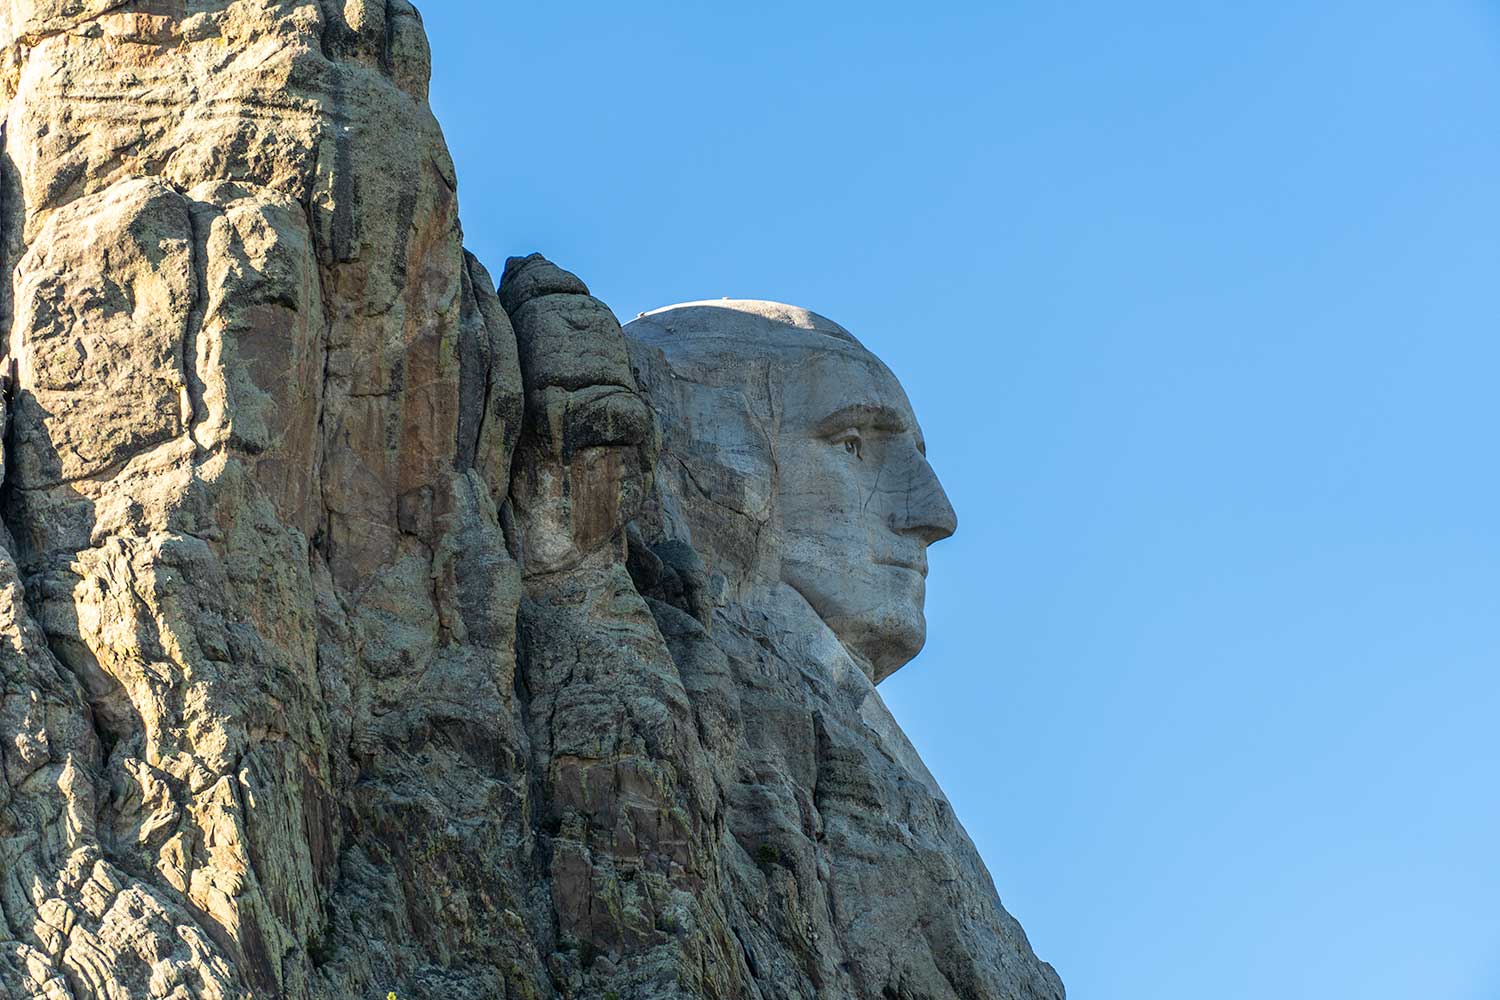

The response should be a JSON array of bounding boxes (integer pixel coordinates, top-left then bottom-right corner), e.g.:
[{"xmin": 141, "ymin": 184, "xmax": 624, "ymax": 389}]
[{"xmin": 422, "ymin": 5, "xmax": 1500, "ymax": 998}]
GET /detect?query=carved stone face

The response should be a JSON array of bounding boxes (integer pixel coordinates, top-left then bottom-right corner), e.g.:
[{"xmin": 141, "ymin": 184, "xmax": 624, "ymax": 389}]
[
  {"xmin": 773, "ymin": 339, "xmax": 957, "ymax": 681},
  {"xmin": 626, "ymin": 301, "xmax": 957, "ymax": 682}
]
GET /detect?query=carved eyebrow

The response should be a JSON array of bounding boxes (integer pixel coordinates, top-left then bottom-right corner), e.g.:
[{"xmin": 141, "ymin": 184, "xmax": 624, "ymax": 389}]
[{"xmin": 813, "ymin": 403, "xmax": 910, "ymax": 437}]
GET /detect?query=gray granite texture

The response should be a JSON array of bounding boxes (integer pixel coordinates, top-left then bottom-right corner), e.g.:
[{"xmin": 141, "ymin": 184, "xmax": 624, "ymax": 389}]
[{"xmin": 0, "ymin": 4, "xmax": 1061, "ymax": 998}]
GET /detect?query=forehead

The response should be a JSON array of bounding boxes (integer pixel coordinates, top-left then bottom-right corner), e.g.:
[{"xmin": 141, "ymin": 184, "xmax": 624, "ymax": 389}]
[
  {"xmin": 625, "ymin": 302, "xmax": 920, "ymax": 430},
  {"xmin": 775, "ymin": 343, "xmax": 915, "ymax": 429}
]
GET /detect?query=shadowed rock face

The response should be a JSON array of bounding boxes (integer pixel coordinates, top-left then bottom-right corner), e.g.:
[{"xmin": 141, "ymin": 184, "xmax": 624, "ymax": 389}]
[{"xmin": 0, "ymin": 4, "xmax": 1061, "ymax": 1000}]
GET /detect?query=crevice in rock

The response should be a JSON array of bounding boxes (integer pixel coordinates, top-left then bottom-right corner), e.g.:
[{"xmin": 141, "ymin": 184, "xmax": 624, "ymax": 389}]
[
  {"xmin": 0, "ymin": 119, "xmax": 10, "ymax": 361},
  {"xmin": 380, "ymin": 0, "xmax": 397, "ymax": 79},
  {"xmin": 177, "ymin": 193, "xmax": 210, "ymax": 456},
  {"xmin": 307, "ymin": 193, "xmax": 339, "ymax": 571},
  {"xmin": 315, "ymin": 0, "xmax": 341, "ymax": 61}
]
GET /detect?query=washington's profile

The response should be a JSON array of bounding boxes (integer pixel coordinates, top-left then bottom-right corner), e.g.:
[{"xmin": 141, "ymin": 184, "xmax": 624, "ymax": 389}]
[
  {"xmin": 0, "ymin": 4, "xmax": 1061, "ymax": 999},
  {"xmin": 626, "ymin": 300, "xmax": 958, "ymax": 684}
]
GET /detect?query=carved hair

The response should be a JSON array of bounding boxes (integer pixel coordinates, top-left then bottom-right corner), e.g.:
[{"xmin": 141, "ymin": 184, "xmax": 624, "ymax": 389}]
[{"xmin": 624, "ymin": 300, "xmax": 870, "ymax": 594}]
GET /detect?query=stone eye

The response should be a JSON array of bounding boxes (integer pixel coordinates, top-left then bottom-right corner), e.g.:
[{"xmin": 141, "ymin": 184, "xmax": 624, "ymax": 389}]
[{"xmin": 831, "ymin": 429, "xmax": 863, "ymax": 460}]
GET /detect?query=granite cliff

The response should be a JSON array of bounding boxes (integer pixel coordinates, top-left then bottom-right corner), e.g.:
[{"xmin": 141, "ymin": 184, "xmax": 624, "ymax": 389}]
[{"xmin": 0, "ymin": 4, "xmax": 1062, "ymax": 998}]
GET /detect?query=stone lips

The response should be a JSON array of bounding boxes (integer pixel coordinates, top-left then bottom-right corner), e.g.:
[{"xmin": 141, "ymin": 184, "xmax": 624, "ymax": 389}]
[{"xmin": 0, "ymin": 4, "xmax": 1060, "ymax": 999}]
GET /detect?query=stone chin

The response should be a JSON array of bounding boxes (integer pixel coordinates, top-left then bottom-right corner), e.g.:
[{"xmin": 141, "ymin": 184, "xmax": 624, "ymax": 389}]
[{"xmin": 782, "ymin": 558, "xmax": 931, "ymax": 683}]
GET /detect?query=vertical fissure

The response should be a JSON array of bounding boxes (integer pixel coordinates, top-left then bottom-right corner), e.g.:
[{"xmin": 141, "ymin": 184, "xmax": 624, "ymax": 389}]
[{"xmin": 181, "ymin": 198, "xmax": 210, "ymax": 455}]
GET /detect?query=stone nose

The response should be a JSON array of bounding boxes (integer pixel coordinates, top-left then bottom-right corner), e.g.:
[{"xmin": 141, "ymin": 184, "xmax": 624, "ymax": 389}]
[{"xmin": 889, "ymin": 443, "xmax": 958, "ymax": 546}]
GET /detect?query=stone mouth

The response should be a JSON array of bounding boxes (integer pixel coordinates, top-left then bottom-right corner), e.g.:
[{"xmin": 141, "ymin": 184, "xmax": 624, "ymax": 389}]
[{"xmin": 875, "ymin": 557, "xmax": 928, "ymax": 577}]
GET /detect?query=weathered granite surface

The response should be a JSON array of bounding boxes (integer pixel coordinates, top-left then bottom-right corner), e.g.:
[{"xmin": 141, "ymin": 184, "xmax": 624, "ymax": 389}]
[{"xmin": 0, "ymin": 4, "xmax": 1061, "ymax": 998}]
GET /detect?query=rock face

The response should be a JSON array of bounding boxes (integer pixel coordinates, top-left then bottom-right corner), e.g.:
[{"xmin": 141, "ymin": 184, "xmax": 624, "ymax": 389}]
[{"xmin": 0, "ymin": 4, "xmax": 1061, "ymax": 999}]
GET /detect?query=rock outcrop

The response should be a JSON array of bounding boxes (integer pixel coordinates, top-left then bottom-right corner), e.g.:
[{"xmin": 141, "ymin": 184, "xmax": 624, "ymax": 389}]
[{"xmin": 0, "ymin": 4, "xmax": 1061, "ymax": 999}]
